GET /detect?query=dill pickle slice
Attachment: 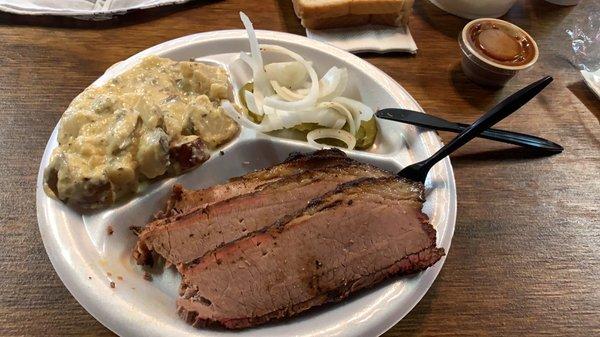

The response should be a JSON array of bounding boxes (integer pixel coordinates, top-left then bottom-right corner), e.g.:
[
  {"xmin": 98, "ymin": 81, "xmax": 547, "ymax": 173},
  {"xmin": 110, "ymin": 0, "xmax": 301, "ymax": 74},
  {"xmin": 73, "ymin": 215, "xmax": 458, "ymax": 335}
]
[
  {"xmin": 355, "ymin": 117, "xmax": 377, "ymax": 149},
  {"xmin": 313, "ymin": 138, "xmax": 348, "ymax": 148},
  {"xmin": 292, "ymin": 123, "xmax": 320, "ymax": 133}
]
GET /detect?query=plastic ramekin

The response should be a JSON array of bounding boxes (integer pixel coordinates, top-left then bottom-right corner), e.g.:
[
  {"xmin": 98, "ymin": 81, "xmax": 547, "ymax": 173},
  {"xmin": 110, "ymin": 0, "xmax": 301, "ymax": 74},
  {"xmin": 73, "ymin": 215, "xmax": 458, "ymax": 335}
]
[{"xmin": 459, "ymin": 18, "xmax": 539, "ymax": 87}]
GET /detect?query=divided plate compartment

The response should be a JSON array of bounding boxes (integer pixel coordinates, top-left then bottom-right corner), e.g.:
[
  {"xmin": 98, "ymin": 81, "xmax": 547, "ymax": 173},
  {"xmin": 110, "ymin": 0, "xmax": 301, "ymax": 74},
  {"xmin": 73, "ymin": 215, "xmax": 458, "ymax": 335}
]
[{"xmin": 36, "ymin": 30, "xmax": 456, "ymax": 337}]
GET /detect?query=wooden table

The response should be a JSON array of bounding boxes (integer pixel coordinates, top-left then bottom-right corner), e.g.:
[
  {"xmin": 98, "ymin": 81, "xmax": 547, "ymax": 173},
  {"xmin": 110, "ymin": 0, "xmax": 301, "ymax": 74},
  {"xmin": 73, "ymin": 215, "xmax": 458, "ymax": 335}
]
[{"xmin": 0, "ymin": 0, "xmax": 598, "ymax": 335}]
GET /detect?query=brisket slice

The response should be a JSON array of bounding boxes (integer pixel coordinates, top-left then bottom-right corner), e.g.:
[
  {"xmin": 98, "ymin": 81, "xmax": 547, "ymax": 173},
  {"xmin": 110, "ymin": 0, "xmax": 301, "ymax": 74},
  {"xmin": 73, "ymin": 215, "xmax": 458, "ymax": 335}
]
[
  {"xmin": 177, "ymin": 177, "xmax": 445, "ymax": 329},
  {"xmin": 155, "ymin": 148, "xmax": 351, "ymax": 219},
  {"xmin": 133, "ymin": 162, "xmax": 390, "ymax": 266}
]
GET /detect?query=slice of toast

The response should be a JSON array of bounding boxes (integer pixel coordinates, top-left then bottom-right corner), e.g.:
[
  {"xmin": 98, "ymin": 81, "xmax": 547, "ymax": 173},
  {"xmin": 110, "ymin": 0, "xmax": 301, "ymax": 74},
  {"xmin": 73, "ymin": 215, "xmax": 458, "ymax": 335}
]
[{"xmin": 293, "ymin": 0, "xmax": 413, "ymax": 29}]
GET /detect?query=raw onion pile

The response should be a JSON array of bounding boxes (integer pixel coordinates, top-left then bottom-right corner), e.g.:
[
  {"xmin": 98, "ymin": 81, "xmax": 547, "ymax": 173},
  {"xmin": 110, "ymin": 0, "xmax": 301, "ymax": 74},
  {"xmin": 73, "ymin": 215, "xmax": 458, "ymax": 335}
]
[{"xmin": 221, "ymin": 12, "xmax": 377, "ymax": 150}]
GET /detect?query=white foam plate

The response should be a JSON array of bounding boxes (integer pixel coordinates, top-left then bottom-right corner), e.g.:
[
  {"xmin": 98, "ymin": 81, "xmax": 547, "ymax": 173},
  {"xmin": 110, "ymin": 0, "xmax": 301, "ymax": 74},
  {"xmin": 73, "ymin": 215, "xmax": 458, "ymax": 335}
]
[{"xmin": 36, "ymin": 30, "xmax": 456, "ymax": 337}]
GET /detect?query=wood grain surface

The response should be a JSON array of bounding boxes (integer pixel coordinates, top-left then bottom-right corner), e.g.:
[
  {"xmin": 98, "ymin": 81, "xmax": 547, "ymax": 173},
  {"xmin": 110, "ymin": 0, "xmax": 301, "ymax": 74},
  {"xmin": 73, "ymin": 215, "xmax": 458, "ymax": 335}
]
[{"xmin": 0, "ymin": 0, "xmax": 598, "ymax": 336}]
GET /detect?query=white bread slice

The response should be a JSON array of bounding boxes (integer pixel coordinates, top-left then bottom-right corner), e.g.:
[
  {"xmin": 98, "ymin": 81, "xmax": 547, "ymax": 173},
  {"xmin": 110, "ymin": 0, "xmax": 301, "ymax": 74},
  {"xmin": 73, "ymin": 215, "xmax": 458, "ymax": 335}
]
[
  {"xmin": 293, "ymin": 0, "xmax": 413, "ymax": 29},
  {"xmin": 301, "ymin": 13, "xmax": 402, "ymax": 30},
  {"xmin": 350, "ymin": 0, "xmax": 406, "ymax": 15},
  {"xmin": 301, "ymin": 14, "xmax": 370, "ymax": 30},
  {"xmin": 293, "ymin": 0, "xmax": 350, "ymax": 19}
]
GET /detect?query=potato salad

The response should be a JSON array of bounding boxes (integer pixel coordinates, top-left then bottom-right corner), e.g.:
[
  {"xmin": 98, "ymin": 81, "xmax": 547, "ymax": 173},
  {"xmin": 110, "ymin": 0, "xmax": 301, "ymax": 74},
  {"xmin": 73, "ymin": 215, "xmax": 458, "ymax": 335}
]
[{"xmin": 44, "ymin": 56, "xmax": 238, "ymax": 209}]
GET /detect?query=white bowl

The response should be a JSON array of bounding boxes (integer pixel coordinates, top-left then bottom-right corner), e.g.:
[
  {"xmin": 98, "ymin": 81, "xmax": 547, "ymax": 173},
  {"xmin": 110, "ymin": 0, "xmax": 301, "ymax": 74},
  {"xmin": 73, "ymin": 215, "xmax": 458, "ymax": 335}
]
[{"xmin": 429, "ymin": 0, "xmax": 518, "ymax": 19}]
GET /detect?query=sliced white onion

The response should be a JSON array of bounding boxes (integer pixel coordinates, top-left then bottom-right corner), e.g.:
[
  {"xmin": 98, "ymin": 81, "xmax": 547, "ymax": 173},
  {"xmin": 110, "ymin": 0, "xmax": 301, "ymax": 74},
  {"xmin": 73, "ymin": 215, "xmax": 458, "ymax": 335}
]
[
  {"xmin": 239, "ymin": 52, "xmax": 273, "ymax": 102},
  {"xmin": 238, "ymin": 51, "xmax": 257, "ymax": 74},
  {"xmin": 262, "ymin": 104, "xmax": 277, "ymax": 116},
  {"xmin": 260, "ymin": 111, "xmax": 284, "ymax": 132},
  {"xmin": 260, "ymin": 44, "xmax": 319, "ymax": 111},
  {"xmin": 318, "ymin": 101, "xmax": 356, "ymax": 135},
  {"xmin": 276, "ymin": 110, "xmax": 302, "ymax": 129},
  {"xmin": 240, "ymin": 12, "xmax": 264, "ymax": 74},
  {"xmin": 332, "ymin": 118, "xmax": 346, "ymax": 129},
  {"xmin": 238, "ymin": 51, "xmax": 271, "ymax": 118},
  {"xmin": 234, "ymin": 14, "xmax": 374, "ymax": 148},
  {"xmin": 311, "ymin": 109, "xmax": 342, "ymax": 128},
  {"xmin": 239, "ymin": 12, "xmax": 273, "ymax": 98},
  {"xmin": 270, "ymin": 80, "xmax": 305, "ymax": 101},
  {"xmin": 265, "ymin": 61, "xmax": 307, "ymax": 89},
  {"xmin": 262, "ymin": 106, "xmax": 348, "ymax": 130},
  {"xmin": 243, "ymin": 90, "xmax": 263, "ymax": 115},
  {"xmin": 319, "ymin": 67, "xmax": 348, "ymax": 101},
  {"xmin": 221, "ymin": 100, "xmax": 269, "ymax": 132},
  {"xmin": 296, "ymin": 88, "xmax": 309, "ymax": 95},
  {"xmin": 225, "ymin": 97, "xmax": 351, "ymax": 133},
  {"xmin": 265, "ymin": 67, "xmax": 348, "ymax": 103},
  {"xmin": 331, "ymin": 98, "xmax": 359, "ymax": 130},
  {"xmin": 333, "ymin": 96, "xmax": 374, "ymax": 121},
  {"xmin": 307, "ymin": 128, "xmax": 356, "ymax": 150},
  {"xmin": 300, "ymin": 108, "xmax": 345, "ymax": 128}
]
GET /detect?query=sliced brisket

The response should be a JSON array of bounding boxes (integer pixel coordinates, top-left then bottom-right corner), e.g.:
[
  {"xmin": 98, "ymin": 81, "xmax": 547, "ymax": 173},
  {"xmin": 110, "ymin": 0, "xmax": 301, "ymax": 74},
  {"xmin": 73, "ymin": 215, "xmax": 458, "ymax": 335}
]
[
  {"xmin": 155, "ymin": 148, "xmax": 352, "ymax": 219},
  {"xmin": 176, "ymin": 177, "xmax": 445, "ymax": 329},
  {"xmin": 133, "ymin": 162, "xmax": 389, "ymax": 266}
]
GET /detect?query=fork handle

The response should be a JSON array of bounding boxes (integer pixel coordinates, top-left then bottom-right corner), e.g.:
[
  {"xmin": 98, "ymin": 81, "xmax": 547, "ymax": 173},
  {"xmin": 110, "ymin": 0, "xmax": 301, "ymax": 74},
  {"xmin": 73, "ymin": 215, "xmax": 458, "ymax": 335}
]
[{"xmin": 417, "ymin": 76, "xmax": 554, "ymax": 174}]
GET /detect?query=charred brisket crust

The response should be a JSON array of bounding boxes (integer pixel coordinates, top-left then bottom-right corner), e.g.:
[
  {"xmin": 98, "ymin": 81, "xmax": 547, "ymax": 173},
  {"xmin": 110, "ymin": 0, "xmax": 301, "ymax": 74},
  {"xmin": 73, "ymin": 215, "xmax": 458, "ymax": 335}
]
[
  {"xmin": 283, "ymin": 148, "xmax": 346, "ymax": 163},
  {"xmin": 273, "ymin": 176, "xmax": 424, "ymax": 232},
  {"xmin": 230, "ymin": 149, "xmax": 350, "ymax": 182},
  {"xmin": 332, "ymin": 176, "xmax": 424, "ymax": 201},
  {"xmin": 282, "ymin": 151, "xmax": 309, "ymax": 163},
  {"xmin": 132, "ymin": 241, "xmax": 154, "ymax": 266},
  {"xmin": 153, "ymin": 184, "xmax": 185, "ymax": 219}
]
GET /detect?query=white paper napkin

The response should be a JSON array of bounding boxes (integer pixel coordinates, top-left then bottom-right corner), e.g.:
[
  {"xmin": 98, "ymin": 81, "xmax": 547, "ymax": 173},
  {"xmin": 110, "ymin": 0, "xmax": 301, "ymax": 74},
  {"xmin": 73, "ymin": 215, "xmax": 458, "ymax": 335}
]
[
  {"xmin": 0, "ymin": 0, "xmax": 192, "ymax": 19},
  {"xmin": 306, "ymin": 25, "xmax": 417, "ymax": 54}
]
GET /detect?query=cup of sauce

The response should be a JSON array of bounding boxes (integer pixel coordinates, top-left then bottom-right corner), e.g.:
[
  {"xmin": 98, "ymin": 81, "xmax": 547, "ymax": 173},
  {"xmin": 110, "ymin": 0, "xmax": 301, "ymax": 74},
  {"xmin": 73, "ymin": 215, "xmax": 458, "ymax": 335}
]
[{"xmin": 459, "ymin": 18, "xmax": 539, "ymax": 87}]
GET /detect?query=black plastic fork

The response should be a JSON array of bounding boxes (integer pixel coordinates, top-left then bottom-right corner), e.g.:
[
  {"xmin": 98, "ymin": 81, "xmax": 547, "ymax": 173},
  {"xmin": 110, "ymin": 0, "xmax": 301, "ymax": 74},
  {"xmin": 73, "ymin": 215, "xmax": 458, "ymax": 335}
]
[{"xmin": 398, "ymin": 76, "xmax": 554, "ymax": 183}]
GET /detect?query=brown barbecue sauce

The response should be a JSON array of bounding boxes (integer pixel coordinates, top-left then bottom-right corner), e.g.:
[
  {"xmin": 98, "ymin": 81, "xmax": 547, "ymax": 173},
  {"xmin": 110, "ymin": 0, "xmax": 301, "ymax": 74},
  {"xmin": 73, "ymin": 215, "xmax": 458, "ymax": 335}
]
[{"xmin": 468, "ymin": 21, "xmax": 535, "ymax": 66}]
